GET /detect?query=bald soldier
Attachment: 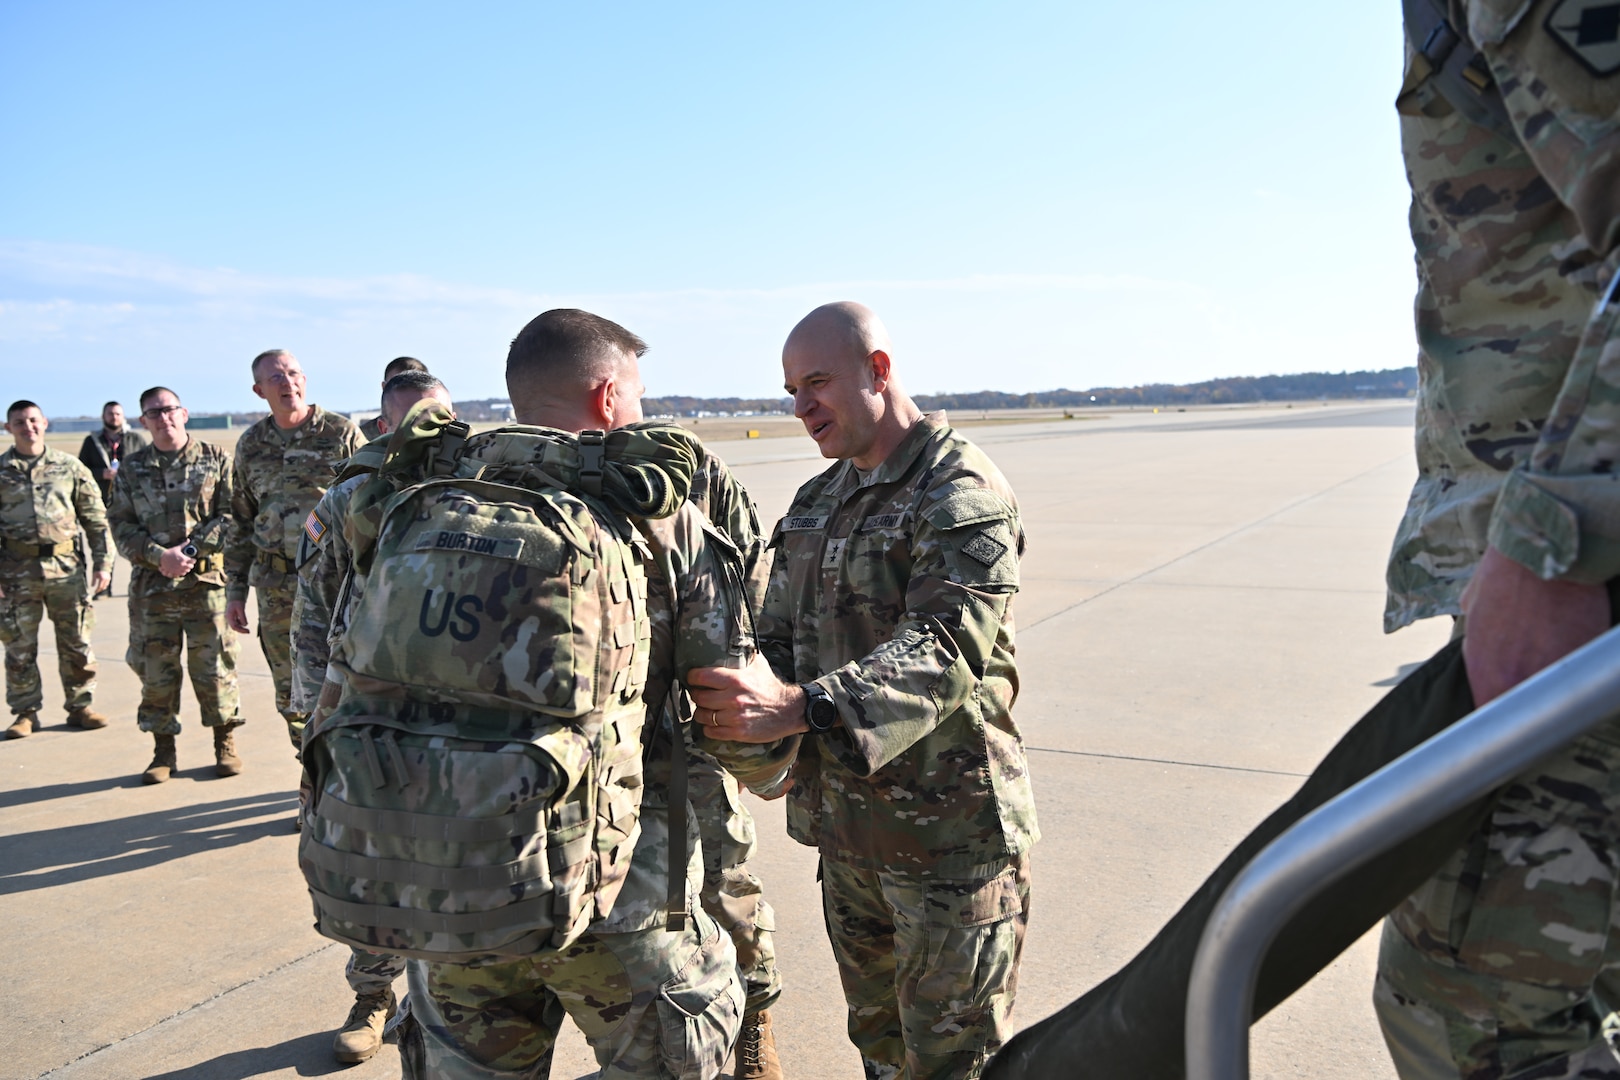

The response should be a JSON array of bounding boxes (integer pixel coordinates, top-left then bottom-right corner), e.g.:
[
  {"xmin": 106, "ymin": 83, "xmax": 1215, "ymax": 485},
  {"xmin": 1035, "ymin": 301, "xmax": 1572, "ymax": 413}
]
[
  {"xmin": 225, "ymin": 349, "xmax": 363, "ymax": 755},
  {"xmin": 694, "ymin": 302, "xmax": 1037, "ymax": 1080}
]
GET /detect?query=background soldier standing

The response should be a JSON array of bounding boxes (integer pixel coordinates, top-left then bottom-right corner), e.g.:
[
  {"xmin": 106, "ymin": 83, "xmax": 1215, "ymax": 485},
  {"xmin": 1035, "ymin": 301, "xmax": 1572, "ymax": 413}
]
[
  {"xmin": 224, "ymin": 349, "xmax": 362, "ymax": 754},
  {"xmin": 78, "ymin": 401, "xmax": 148, "ymax": 599},
  {"xmin": 291, "ymin": 370, "xmax": 452, "ymax": 1065},
  {"xmin": 356, "ymin": 357, "xmax": 427, "ymax": 441},
  {"xmin": 0, "ymin": 400, "xmax": 111, "ymax": 738},
  {"xmin": 109, "ymin": 387, "xmax": 243, "ymax": 785},
  {"xmin": 694, "ymin": 302, "xmax": 1036, "ymax": 1080}
]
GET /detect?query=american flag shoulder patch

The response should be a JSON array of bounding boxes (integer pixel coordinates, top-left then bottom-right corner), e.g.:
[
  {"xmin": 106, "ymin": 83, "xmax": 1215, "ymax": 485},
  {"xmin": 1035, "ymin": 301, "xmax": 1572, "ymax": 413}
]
[{"xmin": 303, "ymin": 510, "xmax": 328, "ymax": 545}]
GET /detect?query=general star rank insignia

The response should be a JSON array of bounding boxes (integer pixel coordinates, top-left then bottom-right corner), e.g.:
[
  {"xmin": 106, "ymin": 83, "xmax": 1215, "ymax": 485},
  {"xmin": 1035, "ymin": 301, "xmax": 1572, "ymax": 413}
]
[{"xmin": 1547, "ymin": 0, "xmax": 1620, "ymax": 76}]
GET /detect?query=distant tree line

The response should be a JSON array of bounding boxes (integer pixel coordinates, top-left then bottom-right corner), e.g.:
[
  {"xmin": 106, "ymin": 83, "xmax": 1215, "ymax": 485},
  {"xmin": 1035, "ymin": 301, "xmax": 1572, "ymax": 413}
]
[
  {"xmin": 913, "ymin": 367, "xmax": 1417, "ymax": 411},
  {"xmin": 441, "ymin": 368, "xmax": 1417, "ymax": 421}
]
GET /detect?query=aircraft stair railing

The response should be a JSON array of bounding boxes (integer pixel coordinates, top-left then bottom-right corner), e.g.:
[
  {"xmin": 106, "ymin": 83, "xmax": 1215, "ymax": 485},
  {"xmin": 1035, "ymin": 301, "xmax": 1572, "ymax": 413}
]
[{"xmin": 1185, "ymin": 624, "xmax": 1620, "ymax": 1080}]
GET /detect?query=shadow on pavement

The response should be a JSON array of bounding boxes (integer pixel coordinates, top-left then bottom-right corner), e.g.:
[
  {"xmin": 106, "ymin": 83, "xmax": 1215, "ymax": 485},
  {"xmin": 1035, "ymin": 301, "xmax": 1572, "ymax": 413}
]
[
  {"xmin": 0, "ymin": 792, "xmax": 296, "ymax": 895},
  {"xmin": 0, "ymin": 773, "xmax": 142, "ymax": 810},
  {"xmin": 138, "ymin": 1029, "xmax": 372, "ymax": 1078}
]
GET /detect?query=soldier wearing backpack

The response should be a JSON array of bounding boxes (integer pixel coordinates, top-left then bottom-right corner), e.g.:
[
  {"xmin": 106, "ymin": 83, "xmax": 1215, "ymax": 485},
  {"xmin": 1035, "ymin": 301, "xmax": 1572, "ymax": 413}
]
[{"xmin": 297, "ymin": 310, "xmax": 789, "ymax": 1079}]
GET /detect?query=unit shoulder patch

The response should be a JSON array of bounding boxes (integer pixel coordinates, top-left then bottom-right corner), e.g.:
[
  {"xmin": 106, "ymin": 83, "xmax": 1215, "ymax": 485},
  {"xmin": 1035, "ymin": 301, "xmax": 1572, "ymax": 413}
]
[
  {"xmin": 960, "ymin": 529, "xmax": 1008, "ymax": 568},
  {"xmin": 1546, "ymin": 0, "xmax": 1620, "ymax": 76}
]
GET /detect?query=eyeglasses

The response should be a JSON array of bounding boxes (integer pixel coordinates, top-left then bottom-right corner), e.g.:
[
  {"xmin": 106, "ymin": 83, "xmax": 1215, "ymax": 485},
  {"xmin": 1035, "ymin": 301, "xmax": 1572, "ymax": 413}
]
[{"xmin": 143, "ymin": 405, "xmax": 184, "ymax": 419}]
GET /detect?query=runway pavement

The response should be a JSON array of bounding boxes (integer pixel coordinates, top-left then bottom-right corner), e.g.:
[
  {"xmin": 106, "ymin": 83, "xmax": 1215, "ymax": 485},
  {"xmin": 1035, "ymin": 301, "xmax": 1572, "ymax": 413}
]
[{"xmin": 3, "ymin": 401, "xmax": 1452, "ymax": 1079}]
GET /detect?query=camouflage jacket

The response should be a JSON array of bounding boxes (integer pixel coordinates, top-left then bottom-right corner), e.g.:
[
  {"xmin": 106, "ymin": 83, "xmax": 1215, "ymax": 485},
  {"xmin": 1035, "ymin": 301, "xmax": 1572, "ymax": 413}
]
[
  {"xmin": 0, "ymin": 447, "xmax": 110, "ymax": 583},
  {"xmin": 706, "ymin": 412, "xmax": 1039, "ymax": 876},
  {"xmin": 357, "ymin": 415, "xmax": 385, "ymax": 443},
  {"xmin": 225, "ymin": 405, "xmax": 363, "ymax": 602},
  {"xmin": 290, "ymin": 472, "xmax": 365, "ymax": 715},
  {"xmin": 1387, "ymin": 3, "xmax": 1620, "ymax": 627},
  {"xmin": 109, "ymin": 439, "xmax": 233, "ymax": 598}
]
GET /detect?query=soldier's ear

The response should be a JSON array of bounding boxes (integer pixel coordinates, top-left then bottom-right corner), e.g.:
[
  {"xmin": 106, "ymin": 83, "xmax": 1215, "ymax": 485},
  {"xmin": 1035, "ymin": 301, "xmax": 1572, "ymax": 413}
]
[
  {"xmin": 591, "ymin": 378, "xmax": 616, "ymax": 429},
  {"xmin": 251, "ymin": 382, "xmax": 268, "ymax": 402},
  {"xmin": 868, "ymin": 350, "xmax": 893, "ymax": 393}
]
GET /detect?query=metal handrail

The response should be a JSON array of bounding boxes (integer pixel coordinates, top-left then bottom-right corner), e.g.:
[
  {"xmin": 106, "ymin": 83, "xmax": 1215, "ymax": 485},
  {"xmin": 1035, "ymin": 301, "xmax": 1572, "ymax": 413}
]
[{"xmin": 1185, "ymin": 625, "xmax": 1620, "ymax": 1080}]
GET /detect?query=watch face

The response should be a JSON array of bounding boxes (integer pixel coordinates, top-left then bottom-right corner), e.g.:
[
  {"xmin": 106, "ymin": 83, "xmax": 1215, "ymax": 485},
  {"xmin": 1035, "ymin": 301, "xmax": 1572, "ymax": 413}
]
[{"xmin": 808, "ymin": 696, "xmax": 837, "ymax": 731}]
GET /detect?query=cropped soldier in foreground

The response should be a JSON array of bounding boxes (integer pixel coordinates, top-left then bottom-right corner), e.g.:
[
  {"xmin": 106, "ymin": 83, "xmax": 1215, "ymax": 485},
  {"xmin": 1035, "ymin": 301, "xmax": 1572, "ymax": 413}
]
[
  {"xmin": 985, "ymin": 4, "xmax": 1620, "ymax": 1076},
  {"xmin": 1375, "ymin": 2, "xmax": 1620, "ymax": 1075},
  {"xmin": 224, "ymin": 349, "xmax": 362, "ymax": 756},
  {"xmin": 296, "ymin": 309, "xmax": 764, "ymax": 1079},
  {"xmin": 109, "ymin": 387, "xmax": 243, "ymax": 783},
  {"xmin": 0, "ymin": 400, "xmax": 112, "ymax": 738},
  {"xmin": 694, "ymin": 301, "xmax": 1037, "ymax": 1080},
  {"xmin": 292, "ymin": 370, "xmax": 453, "ymax": 1064}
]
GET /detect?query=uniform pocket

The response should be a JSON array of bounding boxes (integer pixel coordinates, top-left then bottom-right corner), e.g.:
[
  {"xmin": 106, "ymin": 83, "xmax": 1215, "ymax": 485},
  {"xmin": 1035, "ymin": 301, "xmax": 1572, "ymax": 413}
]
[{"xmin": 656, "ymin": 911, "xmax": 744, "ymax": 1080}]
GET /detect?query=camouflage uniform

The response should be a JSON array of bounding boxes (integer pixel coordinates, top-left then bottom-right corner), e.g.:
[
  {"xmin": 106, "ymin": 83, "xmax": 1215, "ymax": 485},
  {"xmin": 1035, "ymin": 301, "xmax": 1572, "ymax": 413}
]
[
  {"xmin": 291, "ymin": 448, "xmax": 786, "ymax": 1025},
  {"xmin": 683, "ymin": 452, "xmax": 783, "ymax": 1018},
  {"xmin": 1379, "ymin": 4, "xmax": 1620, "ymax": 1076},
  {"xmin": 0, "ymin": 448, "xmax": 110, "ymax": 718},
  {"xmin": 225, "ymin": 404, "xmax": 362, "ymax": 749},
  {"xmin": 108, "ymin": 439, "xmax": 241, "ymax": 734},
  {"xmin": 302, "ymin": 418, "xmax": 752, "ymax": 1079},
  {"xmin": 706, "ymin": 412, "xmax": 1037, "ymax": 1080},
  {"xmin": 357, "ymin": 415, "xmax": 385, "ymax": 443}
]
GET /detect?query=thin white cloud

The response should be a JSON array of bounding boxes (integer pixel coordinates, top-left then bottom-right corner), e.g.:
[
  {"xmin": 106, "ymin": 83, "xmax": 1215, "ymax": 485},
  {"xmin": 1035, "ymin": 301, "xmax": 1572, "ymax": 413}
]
[{"xmin": 0, "ymin": 240, "xmax": 1413, "ymax": 416}]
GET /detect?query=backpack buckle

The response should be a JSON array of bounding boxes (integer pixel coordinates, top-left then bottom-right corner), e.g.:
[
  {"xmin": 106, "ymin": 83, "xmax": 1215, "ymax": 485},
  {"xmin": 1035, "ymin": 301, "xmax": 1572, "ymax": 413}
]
[
  {"xmin": 578, "ymin": 430, "xmax": 606, "ymax": 497},
  {"xmin": 433, "ymin": 420, "xmax": 472, "ymax": 477}
]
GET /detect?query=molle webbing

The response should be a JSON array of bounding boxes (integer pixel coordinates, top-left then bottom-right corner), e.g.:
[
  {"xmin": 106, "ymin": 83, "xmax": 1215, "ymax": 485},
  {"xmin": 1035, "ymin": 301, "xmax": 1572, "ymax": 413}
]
[{"xmin": 313, "ymin": 786, "xmax": 550, "ymax": 844}]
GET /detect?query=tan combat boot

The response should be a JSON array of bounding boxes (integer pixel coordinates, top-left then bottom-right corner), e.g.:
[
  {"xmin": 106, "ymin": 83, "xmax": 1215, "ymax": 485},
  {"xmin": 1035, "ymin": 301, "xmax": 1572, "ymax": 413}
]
[
  {"xmin": 213, "ymin": 725, "xmax": 243, "ymax": 777},
  {"xmin": 737, "ymin": 1008, "xmax": 784, "ymax": 1080},
  {"xmin": 5, "ymin": 712, "xmax": 39, "ymax": 739},
  {"xmin": 141, "ymin": 734, "xmax": 177, "ymax": 784},
  {"xmin": 67, "ymin": 707, "xmax": 108, "ymax": 729},
  {"xmin": 333, "ymin": 988, "xmax": 396, "ymax": 1064}
]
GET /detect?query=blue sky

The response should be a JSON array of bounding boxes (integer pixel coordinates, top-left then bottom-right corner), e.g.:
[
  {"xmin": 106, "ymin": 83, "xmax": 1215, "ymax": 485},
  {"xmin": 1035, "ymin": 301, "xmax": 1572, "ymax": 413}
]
[{"xmin": 1, "ymin": 2, "xmax": 1412, "ymax": 415}]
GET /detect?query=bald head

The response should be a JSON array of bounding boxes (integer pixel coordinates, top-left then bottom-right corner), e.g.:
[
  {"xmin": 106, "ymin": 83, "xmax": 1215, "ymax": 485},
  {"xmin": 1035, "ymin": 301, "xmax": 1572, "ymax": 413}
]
[
  {"xmin": 782, "ymin": 301, "xmax": 921, "ymax": 470},
  {"xmin": 505, "ymin": 308, "xmax": 647, "ymax": 432},
  {"xmin": 783, "ymin": 301, "xmax": 893, "ymax": 366}
]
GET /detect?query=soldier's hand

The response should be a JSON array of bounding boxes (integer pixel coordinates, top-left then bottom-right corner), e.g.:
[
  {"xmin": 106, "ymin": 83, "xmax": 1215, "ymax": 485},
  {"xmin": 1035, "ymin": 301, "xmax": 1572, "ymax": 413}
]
[
  {"xmin": 158, "ymin": 545, "xmax": 195, "ymax": 579},
  {"xmin": 226, "ymin": 599, "xmax": 251, "ymax": 634},
  {"xmin": 90, "ymin": 570, "xmax": 112, "ymax": 595},
  {"xmin": 1461, "ymin": 546, "xmax": 1610, "ymax": 706},
  {"xmin": 687, "ymin": 653, "xmax": 807, "ymax": 743}
]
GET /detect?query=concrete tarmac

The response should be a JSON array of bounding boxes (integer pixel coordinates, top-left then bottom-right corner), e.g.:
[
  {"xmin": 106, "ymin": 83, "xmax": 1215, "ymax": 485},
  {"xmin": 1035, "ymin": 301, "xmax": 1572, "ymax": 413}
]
[{"xmin": 4, "ymin": 401, "xmax": 1450, "ymax": 1079}]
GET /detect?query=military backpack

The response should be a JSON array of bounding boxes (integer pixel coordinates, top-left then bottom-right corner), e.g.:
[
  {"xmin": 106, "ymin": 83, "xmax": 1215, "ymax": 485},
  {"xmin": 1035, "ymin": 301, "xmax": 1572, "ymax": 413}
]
[{"xmin": 297, "ymin": 403, "xmax": 702, "ymax": 962}]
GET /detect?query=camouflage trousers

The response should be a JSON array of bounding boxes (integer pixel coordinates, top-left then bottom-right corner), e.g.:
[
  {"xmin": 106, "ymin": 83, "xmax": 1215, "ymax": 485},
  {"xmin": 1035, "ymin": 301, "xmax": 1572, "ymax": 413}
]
[
  {"xmin": 347, "ymin": 945, "xmax": 407, "ymax": 996},
  {"xmin": 822, "ymin": 853, "xmax": 1031, "ymax": 1080},
  {"xmin": 252, "ymin": 581, "xmax": 305, "ymax": 750},
  {"xmin": 689, "ymin": 741, "xmax": 781, "ymax": 1016},
  {"xmin": 0, "ymin": 569, "xmax": 95, "ymax": 717},
  {"xmin": 128, "ymin": 586, "xmax": 241, "ymax": 734},
  {"xmin": 1376, "ymin": 720, "xmax": 1620, "ymax": 1080},
  {"xmin": 399, "ymin": 907, "xmax": 744, "ymax": 1080}
]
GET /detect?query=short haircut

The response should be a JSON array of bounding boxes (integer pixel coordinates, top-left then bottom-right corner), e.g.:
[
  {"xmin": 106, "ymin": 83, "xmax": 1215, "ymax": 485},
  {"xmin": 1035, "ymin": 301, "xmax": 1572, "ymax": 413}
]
[
  {"xmin": 383, "ymin": 356, "xmax": 428, "ymax": 380},
  {"xmin": 380, "ymin": 370, "xmax": 449, "ymax": 417},
  {"xmin": 251, "ymin": 348, "xmax": 294, "ymax": 380},
  {"xmin": 102, "ymin": 401, "xmax": 122, "ymax": 412},
  {"xmin": 7, "ymin": 400, "xmax": 40, "ymax": 420},
  {"xmin": 506, "ymin": 309, "xmax": 646, "ymax": 399},
  {"xmin": 138, "ymin": 386, "xmax": 180, "ymax": 410}
]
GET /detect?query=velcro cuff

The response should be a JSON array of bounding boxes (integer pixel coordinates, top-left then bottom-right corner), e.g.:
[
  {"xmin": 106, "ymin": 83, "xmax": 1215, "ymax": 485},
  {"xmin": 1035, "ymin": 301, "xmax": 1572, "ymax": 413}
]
[{"xmin": 1487, "ymin": 470, "xmax": 1620, "ymax": 583}]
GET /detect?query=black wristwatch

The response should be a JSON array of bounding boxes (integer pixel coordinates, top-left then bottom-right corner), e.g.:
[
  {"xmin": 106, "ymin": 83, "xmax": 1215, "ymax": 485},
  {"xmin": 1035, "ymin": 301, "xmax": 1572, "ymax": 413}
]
[{"xmin": 802, "ymin": 682, "xmax": 838, "ymax": 734}]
